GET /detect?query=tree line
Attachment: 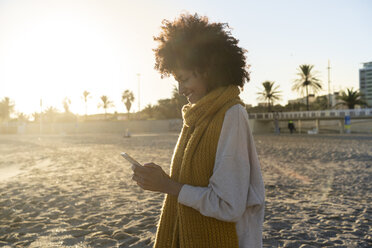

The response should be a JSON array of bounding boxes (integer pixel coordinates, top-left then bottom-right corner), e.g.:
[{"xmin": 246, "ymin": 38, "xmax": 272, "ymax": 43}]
[
  {"xmin": 0, "ymin": 90, "xmax": 136, "ymax": 123},
  {"xmin": 255, "ymin": 64, "xmax": 368, "ymax": 112},
  {"xmin": 0, "ymin": 87, "xmax": 186, "ymax": 123},
  {"xmin": 0, "ymin": 63, "xmax": 369, "ymax": 123}
]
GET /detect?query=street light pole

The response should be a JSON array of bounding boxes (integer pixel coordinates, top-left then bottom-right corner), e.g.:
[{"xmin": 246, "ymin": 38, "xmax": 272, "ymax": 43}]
[
  {"xmin": 40, "ymin": 98, "xmax": 43, "ymax": 135},
  {"xmin": 327, "ymin": 60, "xmax": 331, "ymax": 108},
  {"xmin": 137, "ymin": 73, "xmax": 141, "ymax": 112}
]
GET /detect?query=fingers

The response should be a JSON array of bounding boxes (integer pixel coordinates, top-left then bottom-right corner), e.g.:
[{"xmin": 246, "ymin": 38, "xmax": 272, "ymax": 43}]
[
  {"xmin": 131, "ymin": 164, "xmax": 150, "ymax": 175},
  {"xmin": 132, "ymin": 174, "xmax": 142, "ymax": 183},
  {"xmin": 135, "ymin": 179, "xmax": 147, "ymax": 190},
  {"xmin": 143, "ymin": 162, "xmax": 159, "ymax": 168},
  {"xmin": 132, "ymin": 162, "xmax": 161, "ymax": 176},
  {"xmin": 132, "ymin": 174, "xmax": 151, "ymax": 190},
  {"xmin": 137, "ymin": 181, "xmax": 150, "ymax": 190},
  {"xmin": 131, "ymin": 162, "xmax": 166, "ymax": 192},
  {"xmin": 132, "ymin": 173, "xmax": 150, "ymax": 186}
]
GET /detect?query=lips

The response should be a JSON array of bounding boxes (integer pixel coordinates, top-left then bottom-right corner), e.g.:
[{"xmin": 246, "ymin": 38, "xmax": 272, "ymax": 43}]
[
  {"xmin": 184, "ymin": 92, "xmax": 192, "ymax": 98},
  {"xmin": 183, "ymin": 92, "xmax": 195, "ymax": 103}
]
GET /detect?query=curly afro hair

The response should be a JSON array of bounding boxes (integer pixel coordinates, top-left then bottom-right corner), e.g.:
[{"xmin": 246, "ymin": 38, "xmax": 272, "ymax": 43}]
[{"xmin": 153, "ymin": 13, "xmax": 250, "ymax": 91}]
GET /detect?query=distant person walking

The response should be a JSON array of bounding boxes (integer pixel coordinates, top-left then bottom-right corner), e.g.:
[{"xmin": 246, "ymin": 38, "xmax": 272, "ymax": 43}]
[
  {"xmin": 288, "ymin": 120, "xmax": 295, "ymax": 134},
  {"xmin": 274, "ymin": 112, "xmax": 280, "ymax": 134},
  {"xmin": 130, "ymin": 13, "xmax": 265, "ymax": 248}
]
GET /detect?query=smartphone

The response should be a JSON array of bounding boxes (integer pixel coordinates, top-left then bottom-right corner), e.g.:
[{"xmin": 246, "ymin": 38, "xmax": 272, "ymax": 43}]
[{"xmin": 121, "ymin": 152, "xmax": 143, "ymax": 167}]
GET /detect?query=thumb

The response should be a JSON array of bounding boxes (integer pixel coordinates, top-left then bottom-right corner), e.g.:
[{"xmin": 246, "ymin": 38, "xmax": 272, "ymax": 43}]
[{"xmin": 143, "ymin": 162, "xmax": 159, "ymax": 168}]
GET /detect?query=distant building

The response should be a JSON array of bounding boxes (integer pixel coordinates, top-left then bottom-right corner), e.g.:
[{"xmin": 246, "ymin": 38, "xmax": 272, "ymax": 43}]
[
  {"xmin": 332, "ymin": 92, "xmax": 341, "ymax": 107},
  {"xmin": 316, "ymin": 92, "xmax": 342, "ymax": 108},
  {"xmin": 288, "ymin": 94, "xmax": 315, "ymax": 105},
  {"xmin": 360, "ymin": 62, "xmax": 372, "ymax": 107},
  {"xmin": 257, "ymin": 102, "xmax": 268, "ymax": 107}
]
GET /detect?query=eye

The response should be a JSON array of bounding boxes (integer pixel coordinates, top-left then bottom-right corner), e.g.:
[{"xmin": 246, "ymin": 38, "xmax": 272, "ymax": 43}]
[
  {"xmin": 182, "ymin": 77, "xmax": 190, "ymax": 83},
  {"xmin": 176, "ymin": 77, "xmax": 189, "ymax": 84}
]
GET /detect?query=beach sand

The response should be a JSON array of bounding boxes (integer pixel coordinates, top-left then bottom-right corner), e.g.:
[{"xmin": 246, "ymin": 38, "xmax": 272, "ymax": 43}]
[{"xmin": 0, "ymin": 133, "xmax": 371, "ymax": 247}]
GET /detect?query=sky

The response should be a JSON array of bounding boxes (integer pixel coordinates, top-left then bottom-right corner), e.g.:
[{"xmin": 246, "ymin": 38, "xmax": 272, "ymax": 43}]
[{"xmin": 1, "ymin": 0, "xmax": 372, "ymax": 117}]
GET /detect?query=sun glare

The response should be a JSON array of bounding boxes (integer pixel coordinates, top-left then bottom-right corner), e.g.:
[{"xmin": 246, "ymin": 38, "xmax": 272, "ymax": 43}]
[{"xmin": 1, "ymin": 3, "xmax": 140, "ymax": 117}]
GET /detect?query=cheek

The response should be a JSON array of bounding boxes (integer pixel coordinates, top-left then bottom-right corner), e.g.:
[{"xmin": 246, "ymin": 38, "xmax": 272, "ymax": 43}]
[{"xmin": 198, "ymin": 85, "xmax": 208, "ymax": 96}]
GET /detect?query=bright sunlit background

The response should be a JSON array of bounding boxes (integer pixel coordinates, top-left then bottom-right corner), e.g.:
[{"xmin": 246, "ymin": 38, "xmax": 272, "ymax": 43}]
[{"xmin": 1, "ymin": 0, "xmax": 371, "ymax": 117}]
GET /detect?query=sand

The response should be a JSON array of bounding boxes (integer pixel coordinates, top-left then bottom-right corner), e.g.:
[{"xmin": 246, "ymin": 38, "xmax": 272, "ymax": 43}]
[{"xmin": 0, "ymin": 133, "xmax": 371, "ymax": 247}]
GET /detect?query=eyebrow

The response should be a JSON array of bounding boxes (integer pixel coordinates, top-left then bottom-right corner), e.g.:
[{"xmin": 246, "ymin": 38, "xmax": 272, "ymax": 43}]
[{"xmin": 177, "ymin": 75, "xmax": 189, "ymax": 82}]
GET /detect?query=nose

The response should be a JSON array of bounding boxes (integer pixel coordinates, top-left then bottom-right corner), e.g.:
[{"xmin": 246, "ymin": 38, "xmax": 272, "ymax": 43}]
[{"xmin": 178, "ymin": 82, "xmax": 185, "ymax": 95}]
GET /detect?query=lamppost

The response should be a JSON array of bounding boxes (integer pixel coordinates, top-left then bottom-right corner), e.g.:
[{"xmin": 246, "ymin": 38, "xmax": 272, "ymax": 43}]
[
  {"xmin": 137, "ymin": 73, "xmax": 141, "ymax": 112},
  {"xmin": 327, "ymin": 60, "xmax": 332, "ymax": 108},
  {"xmin": 39, "ymin": 98, "xmax": 43, "ymax": 135}
]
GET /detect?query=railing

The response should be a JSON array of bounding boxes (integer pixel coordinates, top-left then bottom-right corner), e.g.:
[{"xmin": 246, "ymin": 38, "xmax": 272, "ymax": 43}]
[{"xmin": 248, "ymin": 108, "xmax": 372, "ymax": 120}]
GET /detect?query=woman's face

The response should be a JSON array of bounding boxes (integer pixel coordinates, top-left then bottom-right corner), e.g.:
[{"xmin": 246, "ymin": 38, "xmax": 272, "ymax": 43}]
[{"xmin": 174, "ymin": 69, "xmax": 208, "ymax": 104}]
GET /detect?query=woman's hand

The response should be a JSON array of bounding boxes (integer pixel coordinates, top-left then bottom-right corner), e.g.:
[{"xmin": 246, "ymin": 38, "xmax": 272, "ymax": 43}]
[{"xmin": 131, "ymin": 163, "xmax": 183, "ymax": 196}]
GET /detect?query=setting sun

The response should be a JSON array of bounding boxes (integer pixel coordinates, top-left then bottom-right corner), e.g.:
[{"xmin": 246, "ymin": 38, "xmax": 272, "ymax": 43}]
[
  {"xmin": 2, "ymin": 0, "xmax": 371, "ymax": 118},
  {"xmin": 1, "ymin": 0, "xmax": 175, "ymax": 117}
]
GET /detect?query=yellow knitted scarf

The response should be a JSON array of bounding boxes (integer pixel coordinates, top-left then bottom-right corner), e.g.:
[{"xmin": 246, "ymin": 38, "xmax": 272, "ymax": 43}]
[{"xmin": 154, "ymin": 85, "xmax": 244, "ymax": 248}]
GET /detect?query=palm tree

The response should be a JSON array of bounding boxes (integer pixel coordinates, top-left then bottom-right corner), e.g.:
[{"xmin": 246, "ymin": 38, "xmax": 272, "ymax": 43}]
[
  {"xmin": 98, "ymin": 95, "xmax": 114, "ymax": 119},
  {"xmin": 292, "ymin": 64, "xmax": 322, "ymax": 111},
  {"xmin": 62, "ymin": 97, "xmax": 71, "ymax": 113},
  {"xmin": 257, "ymin": 81, "xmax": 281, "ymax": 112},
  {"xmin": 44, "ymin": 106, "xmax": 59, "ymax": 123},
  {"xmin": 0, "ymin": 97, "xmax": 15, "ymax": 122},
  {"xmin": 121, "ymin": 90, "xmax": 135, "ymax": 119},
  {"xmin": 82, "ymin": 91, "xmax": 90, "ymax": 117},
  {"xmin": 32, "ymin": 112, "xmax": 40, "ymax": 122},
  {"xmin": 16, "ymin": 113, "xmax": 29, "ymax": 122},
  {"xmin": 142, "ymin": 104, "xmax": 156, "ymax": 119},
  {"xmin": 336, "ymin": 88, "xmax": 367, "ymax": 109}
]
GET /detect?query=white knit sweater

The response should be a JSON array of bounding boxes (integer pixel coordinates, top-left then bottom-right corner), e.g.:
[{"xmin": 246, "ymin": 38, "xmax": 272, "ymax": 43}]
[{"xmin": 178, "ymin": 104, "xmax": 265, "ymax": 248}]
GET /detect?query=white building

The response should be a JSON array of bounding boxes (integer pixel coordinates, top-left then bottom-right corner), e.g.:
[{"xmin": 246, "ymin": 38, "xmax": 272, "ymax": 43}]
[
  {"xmin": 360, "ymin": 62, "xmax": 372, "ymax": 107},
  {"xmin": 288, "ymin": 93, "xmax": 344, "ymax": 108},
  {"xmin": 257, "ymin": 102, "xmax": 269, "ymax": 107},
  {"xmin": 317, "ymin": 92, "xmax": 342, "ymax": 108},
  {"xmin": 288, "ymin": 94, "xmax": 315, "ymax": 105}
]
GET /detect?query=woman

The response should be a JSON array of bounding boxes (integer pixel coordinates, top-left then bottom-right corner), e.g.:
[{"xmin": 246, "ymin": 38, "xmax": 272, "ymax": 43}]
[{"xmin": 131, "ymin": 13, "xmax": 265, "ymax": 248}]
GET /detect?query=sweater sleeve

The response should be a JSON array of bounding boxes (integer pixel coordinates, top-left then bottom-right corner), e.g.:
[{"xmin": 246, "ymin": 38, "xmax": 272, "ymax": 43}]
[{"xmin": 177, "ymin": 104, "xmax": 251, "ymax": 223}]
